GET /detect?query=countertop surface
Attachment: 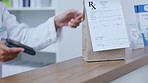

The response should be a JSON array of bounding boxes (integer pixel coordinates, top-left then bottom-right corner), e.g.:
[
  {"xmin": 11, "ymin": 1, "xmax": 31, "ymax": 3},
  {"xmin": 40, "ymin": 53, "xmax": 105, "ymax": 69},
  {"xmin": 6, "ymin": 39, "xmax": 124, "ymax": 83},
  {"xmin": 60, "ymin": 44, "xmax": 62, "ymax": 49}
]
[{"xmin": 1, "ymin": 49, "xmax": 148, "ymax": 83}]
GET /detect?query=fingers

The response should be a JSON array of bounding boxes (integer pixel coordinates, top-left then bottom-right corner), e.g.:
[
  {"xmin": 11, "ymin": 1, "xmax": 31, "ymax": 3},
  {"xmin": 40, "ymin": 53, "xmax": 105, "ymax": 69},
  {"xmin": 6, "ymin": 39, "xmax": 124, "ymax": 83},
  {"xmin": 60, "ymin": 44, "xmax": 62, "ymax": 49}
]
[
  {"xmin": 0, "ymin": 54, "xmax": 18, "ymax": 62},
  {"xmin": 0, "ymin": 48, "xmax": 22, "ymax": 62},
  {"xmin": 68, "ymin": 14, "xmax": 83, "ymax": 28},
  {"xmin": 66, "ymin": 9, "xmax": 82, "ymax": 19},
  {"xmin": 66, "ymin": 9, "xmax": 78, "ymax": 16},
  {"xmin": 68, "ymin": 19, "xmax": 80, "ymax": 28},
  {"xmin": 0, "ymin": 45, "xmax": 24, "ymax": 54},
  {"xmin": 76, "ymin": 14, "xmax": 83, "ymax": 20},
  {"xmin": 0, "ymin": 43, "xmax": 24, "ymax": 62},
  {"xmin": 8, "ymin": 47, "xmax": 24, "ymax": 53},
  {"xmin": 0, "ymin": 48, "xmax": 19, "ymax": 62}
]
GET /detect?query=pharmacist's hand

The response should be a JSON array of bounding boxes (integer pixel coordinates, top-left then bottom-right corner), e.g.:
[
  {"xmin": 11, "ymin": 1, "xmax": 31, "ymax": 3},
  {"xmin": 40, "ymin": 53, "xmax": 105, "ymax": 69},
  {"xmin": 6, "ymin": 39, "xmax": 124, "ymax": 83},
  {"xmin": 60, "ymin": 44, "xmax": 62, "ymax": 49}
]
[
  {"xmin": 54, "ymin": 9, "xmax": 83, "ymax": 30},
  {"xmin": 0, "ymin": 41, "xmax": 24, "ymax": 62}
]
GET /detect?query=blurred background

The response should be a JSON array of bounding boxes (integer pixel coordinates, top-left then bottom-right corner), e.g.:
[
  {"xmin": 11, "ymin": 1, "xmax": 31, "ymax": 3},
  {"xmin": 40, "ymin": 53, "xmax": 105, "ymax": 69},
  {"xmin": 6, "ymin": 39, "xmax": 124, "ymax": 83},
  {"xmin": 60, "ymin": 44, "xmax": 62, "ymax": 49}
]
[{"xmin": 0, "ymin": 0, "xmax": 82, "ymax": 77}]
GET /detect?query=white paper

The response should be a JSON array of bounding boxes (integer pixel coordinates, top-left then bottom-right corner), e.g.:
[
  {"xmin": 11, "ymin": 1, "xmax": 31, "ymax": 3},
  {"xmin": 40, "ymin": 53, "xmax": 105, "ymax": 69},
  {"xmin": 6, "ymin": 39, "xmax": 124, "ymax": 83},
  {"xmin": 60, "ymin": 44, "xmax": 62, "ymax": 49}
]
[{"xmin": 85, "ymin": 0, "xmax": 130, "ymax": 51}]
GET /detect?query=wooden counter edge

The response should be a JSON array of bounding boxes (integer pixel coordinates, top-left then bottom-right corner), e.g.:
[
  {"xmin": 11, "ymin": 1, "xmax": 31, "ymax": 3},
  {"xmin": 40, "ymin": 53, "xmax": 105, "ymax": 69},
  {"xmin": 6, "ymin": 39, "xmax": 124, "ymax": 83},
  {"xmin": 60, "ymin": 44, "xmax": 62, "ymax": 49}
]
[
  {"xmin": 1, "ymin": 55, "xmax": 148, "ymax": 83},
  {"xmin": 84, "ymin": 55, "xmax": 148, "ymax": 83}
]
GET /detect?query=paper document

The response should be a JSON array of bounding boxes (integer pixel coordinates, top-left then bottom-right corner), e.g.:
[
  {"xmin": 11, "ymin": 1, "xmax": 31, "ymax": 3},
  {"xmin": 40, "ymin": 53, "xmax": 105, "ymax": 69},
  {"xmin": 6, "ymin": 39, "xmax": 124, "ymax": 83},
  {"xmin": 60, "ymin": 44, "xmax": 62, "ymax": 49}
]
[{"xmin": 85, "ymin": 0, "xmax": 130, "ymax": 51}]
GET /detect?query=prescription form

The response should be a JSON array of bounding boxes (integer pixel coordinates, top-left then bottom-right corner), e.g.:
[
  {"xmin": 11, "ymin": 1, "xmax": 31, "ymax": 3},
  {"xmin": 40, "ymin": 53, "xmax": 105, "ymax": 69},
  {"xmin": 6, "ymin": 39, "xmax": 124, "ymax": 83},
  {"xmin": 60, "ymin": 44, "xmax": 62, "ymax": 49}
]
[{"xmin": 85, "ymin": 0, "xmax": 130, "ymax": 51}]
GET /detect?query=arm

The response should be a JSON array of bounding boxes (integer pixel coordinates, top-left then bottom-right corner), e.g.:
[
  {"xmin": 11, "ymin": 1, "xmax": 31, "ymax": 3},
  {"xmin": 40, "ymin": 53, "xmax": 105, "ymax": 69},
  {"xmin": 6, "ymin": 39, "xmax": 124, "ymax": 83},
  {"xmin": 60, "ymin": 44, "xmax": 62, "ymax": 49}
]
[
  {"xmin": 0, "ymin": 3, "xmax": 82, "ymax": 62},
  {"xmin": 2, "ymin": 4, "xmax": 82, "ymax": 51},
  {"xmin": 2, "ymin": 6, "xmax": 59, "ymax": 51}
]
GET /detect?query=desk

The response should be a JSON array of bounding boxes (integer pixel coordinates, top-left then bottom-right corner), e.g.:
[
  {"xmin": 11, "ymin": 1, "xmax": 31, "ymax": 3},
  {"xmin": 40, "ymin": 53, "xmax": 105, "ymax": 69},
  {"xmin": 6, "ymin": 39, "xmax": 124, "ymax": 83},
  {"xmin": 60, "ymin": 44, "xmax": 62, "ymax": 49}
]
[{"xmin": 1, "ymin": 49, "xmax": 148, "ymax": 83}]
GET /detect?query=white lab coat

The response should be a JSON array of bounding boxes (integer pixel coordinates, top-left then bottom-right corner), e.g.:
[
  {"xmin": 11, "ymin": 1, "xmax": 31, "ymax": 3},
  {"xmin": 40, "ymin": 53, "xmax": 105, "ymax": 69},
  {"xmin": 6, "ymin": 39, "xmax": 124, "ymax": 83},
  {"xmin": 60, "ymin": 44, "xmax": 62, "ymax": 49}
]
[{"xmin": 0, "ymin": 2, "xmax": 61, "ymax": 51}]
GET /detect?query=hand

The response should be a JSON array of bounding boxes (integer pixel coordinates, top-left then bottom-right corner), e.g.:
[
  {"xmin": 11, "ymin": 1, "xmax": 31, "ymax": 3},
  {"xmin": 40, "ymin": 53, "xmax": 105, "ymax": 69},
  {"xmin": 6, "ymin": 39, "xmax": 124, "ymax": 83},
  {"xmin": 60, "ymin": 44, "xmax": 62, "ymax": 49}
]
[
  {"xmin": 54, "ymin": 9, "xmax": 83, "ymax": 30},
  {"xmin": 0, "ymin": 41, "xmax": 24, "ymax": 62}
]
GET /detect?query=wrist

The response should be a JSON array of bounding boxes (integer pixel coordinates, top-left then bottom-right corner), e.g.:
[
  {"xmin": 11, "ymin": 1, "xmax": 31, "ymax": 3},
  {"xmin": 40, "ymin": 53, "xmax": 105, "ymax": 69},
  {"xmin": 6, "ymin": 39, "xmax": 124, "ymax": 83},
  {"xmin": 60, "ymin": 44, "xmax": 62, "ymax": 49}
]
[{"xmin": 54, "ymin": 16, "xmax": 63, "ymax": 31}]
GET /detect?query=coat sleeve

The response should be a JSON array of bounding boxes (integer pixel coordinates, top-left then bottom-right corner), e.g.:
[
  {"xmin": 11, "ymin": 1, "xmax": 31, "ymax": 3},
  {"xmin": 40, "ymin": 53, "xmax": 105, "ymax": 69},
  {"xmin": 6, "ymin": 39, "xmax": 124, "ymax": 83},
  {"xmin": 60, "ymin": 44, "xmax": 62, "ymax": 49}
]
[{"xmin": 1, "ymin": 3, "xmax": 62, "ymax": 51}]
